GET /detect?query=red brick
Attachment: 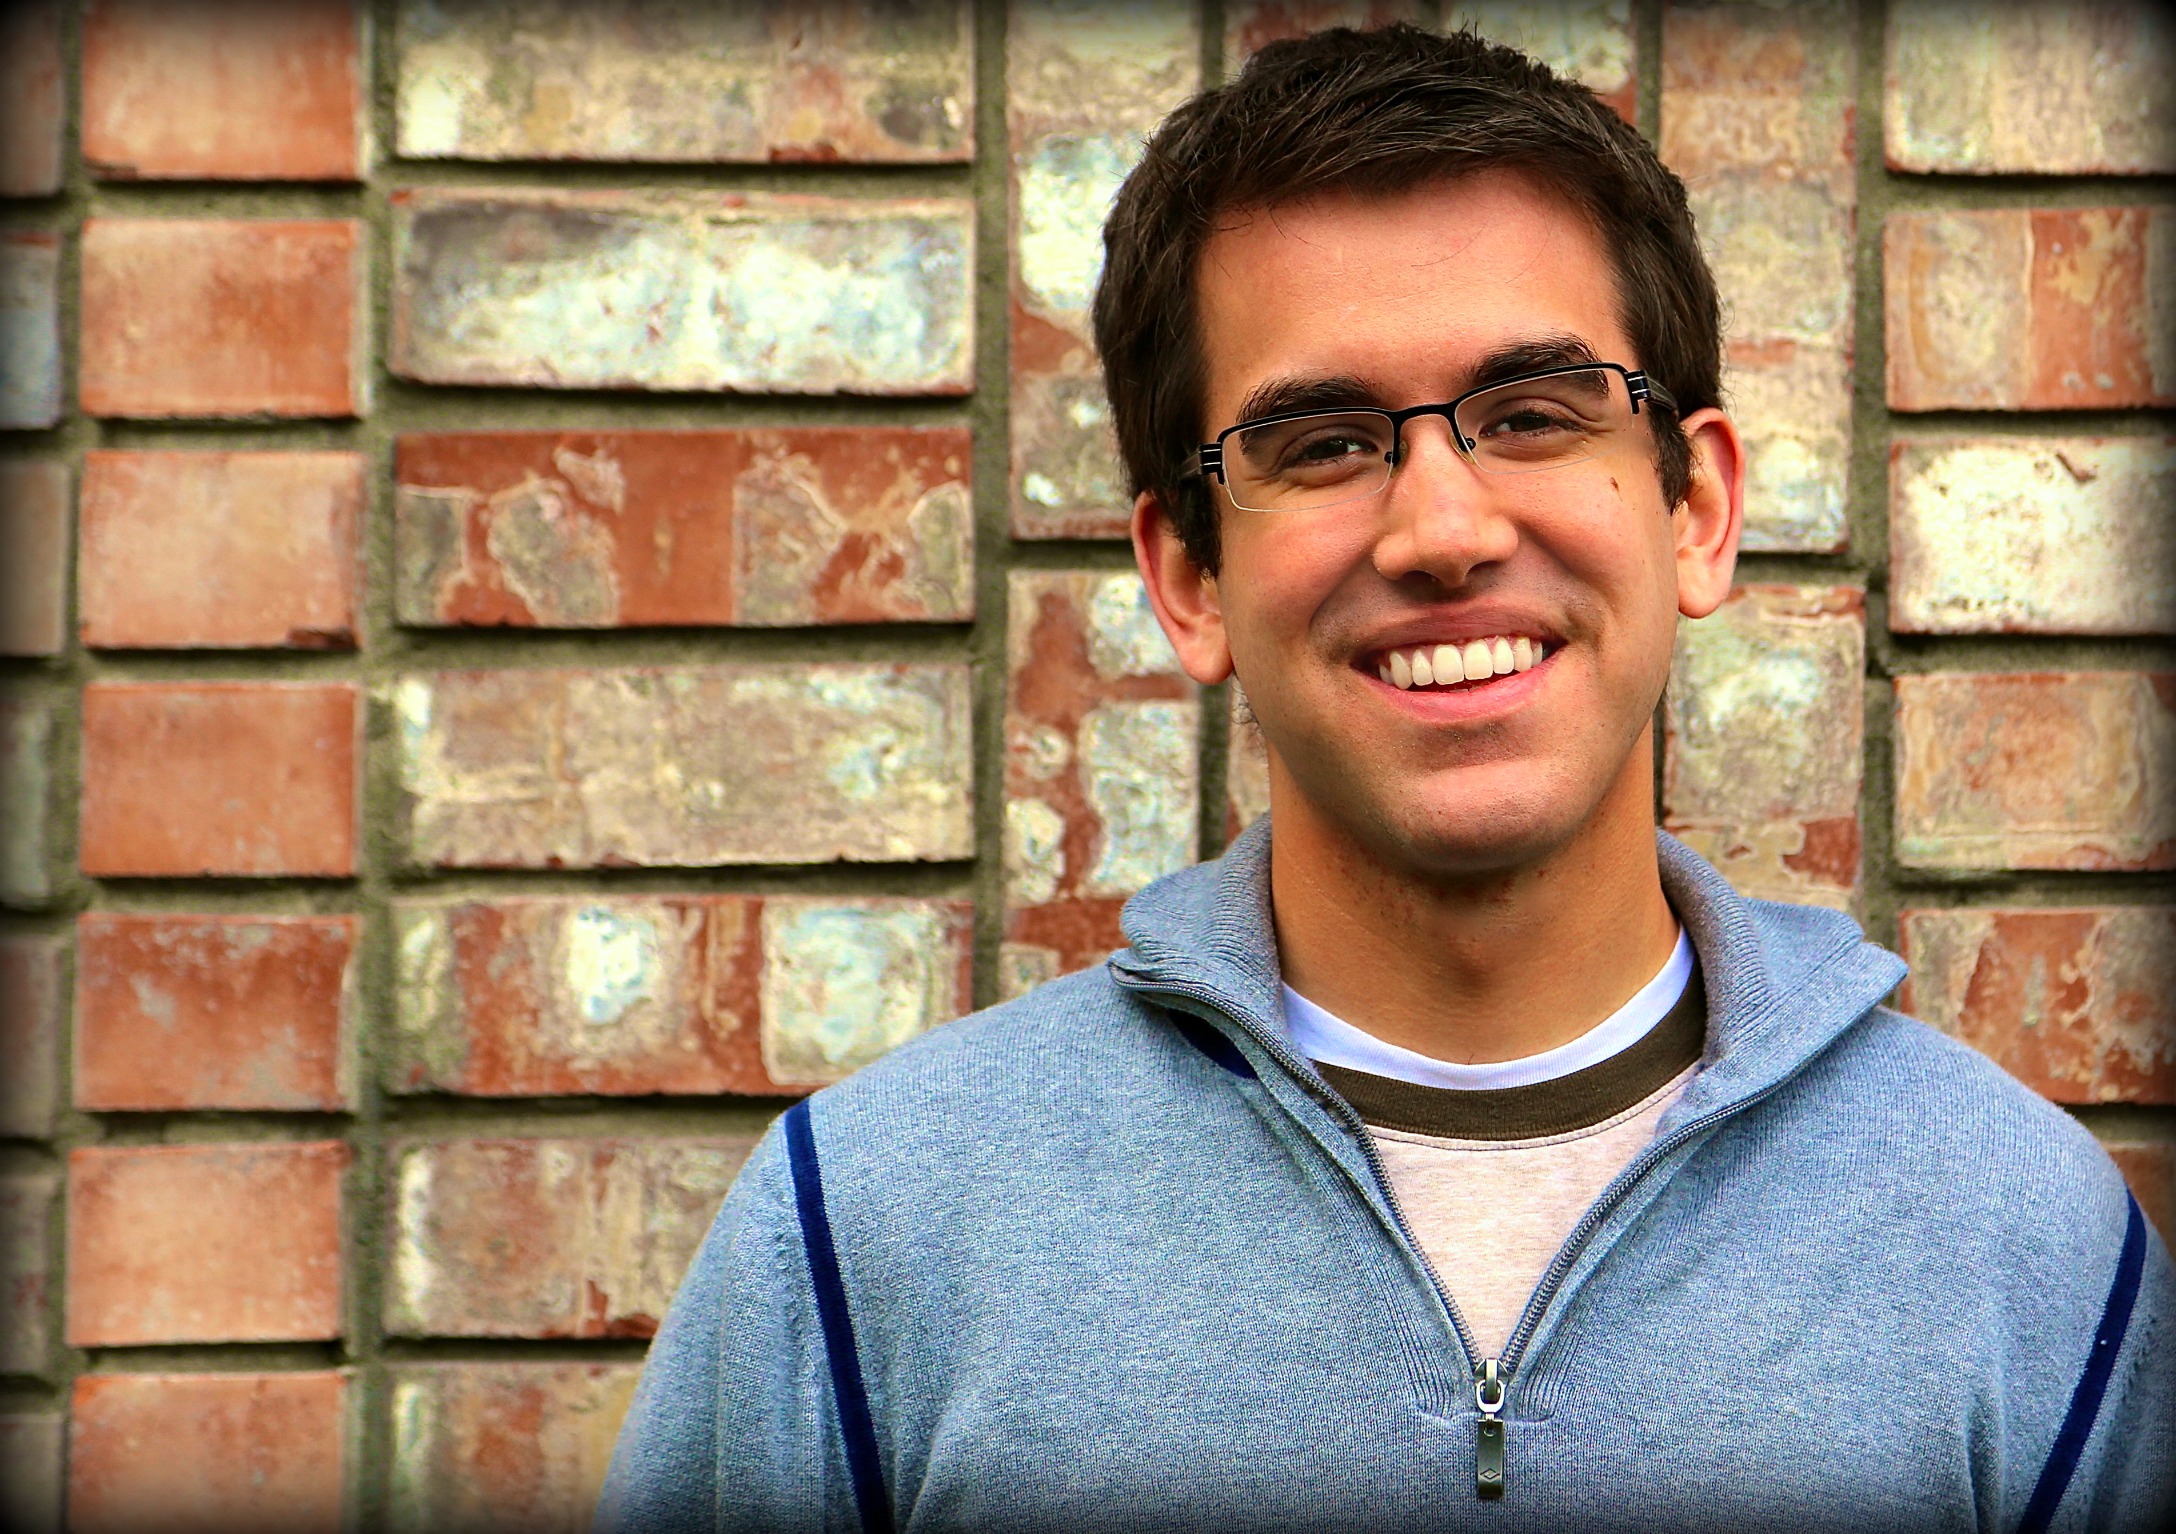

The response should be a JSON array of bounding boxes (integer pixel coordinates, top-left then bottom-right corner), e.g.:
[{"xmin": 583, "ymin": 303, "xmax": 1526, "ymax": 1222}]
[
  {"xmin": 395, "ymin": 429, "xmax": 972, "ymax": 629},
  {"xmin": 1885, "ymin": 208, "xmax": 2174, "ymax": 412},
  {"xmin": 393, "ymin": 895, "xmax": 970, "ymax": 1097},
  {"xmin": 0, "ymin": 933, "xmax": 62, "ymax": 1137},
  {"xmin": 79, "ymin": 219, "xmax": 364, "ymax": 419},
  {"xmin": 0, "ymin": 2, "xmax": 63, "ymax": 196},
  {"xmin": 1900, "ymin": 907, "xmax": 2175, "ymax": 1106},
  {"xmin": 78, "ymin": 450, "xmax": 362, "ymax": 650},
  {"xmin": 0, "ymin": 461, "xmax": 68, "ymax": 656},
  {"xmin": 0, "ymin": 1414, "xmax": 63, "ymax": 1534},
  {"xmin": 67, "ymin": 1142, "xmax": 347, "ymax": 1346},
  {"xmin": 1894, "ymin": 673, "xmax": 2176, "ymax": 872},
  {"xmin": 385, "ymin": 1137, "xmax": 751, "ymax": 1339},
  {"xmin": 1003, "ymin": 571, "xmax": 1198, "ymax": 996},
  {"xmin": 1, "ymin": 1172, "xmax": 57, "ymax": 1378},
  {"xmin": 80, "ymin": 682, "xmax": 358, "ymax": 878},
  {"xmin": 69, "ymin": 1372, "xmax": 347, "ymax": 1534},
  {"xmin": 1, "ymin": 689, "xmax": 55, "ymax": 908},
  {"xmin": 1, "ymin": 230, "xmax": 61, "ymax": 429},
  {"xmin": 388, "ymin": 1362, "xmax": 642, "ymax": 1532},
  {"xmin": 76, "ymin": 914, "xmax": 356, "ymax": 1112},
  {"xmin": 2108, "ymin": 1143, "xmax": 2175, "ymax": 1247}
]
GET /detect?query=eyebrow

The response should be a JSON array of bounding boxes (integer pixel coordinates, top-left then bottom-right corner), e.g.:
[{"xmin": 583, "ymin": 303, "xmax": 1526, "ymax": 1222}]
[{"xmin": 1223, "ymin": 334, "xmax": 1608, "ymax": 433}]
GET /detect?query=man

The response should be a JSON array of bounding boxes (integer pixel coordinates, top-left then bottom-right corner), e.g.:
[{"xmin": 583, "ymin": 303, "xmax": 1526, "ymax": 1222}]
[{"xmin": 601, "ymin": 26, "xmax": 2169, "ymax": 1532}]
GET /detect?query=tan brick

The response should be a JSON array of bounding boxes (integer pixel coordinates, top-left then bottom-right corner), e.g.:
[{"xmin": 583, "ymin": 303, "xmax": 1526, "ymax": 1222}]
[
  {"xmin": 391, "ymin": 894, "xmax": 970, "ymax": 1096},
  {"xmin": 0, "ymin": 1414, "xmax": 63, "ymax": 1534},
  {"xmin": 1885, "ymin": 208, "xmax": 2175, "ymax": 412},
  {"xmin": 69, "ymin": 1372, "xmax": 347, "ymax": 1534},
  {"xmin": 0, "ymin": 1, "xmax": 63, "ymax": 196},
  {"xmin": 1444, "ymin": 1, "xmax": 1636, "ymax": 120},
  {"xmin": 82, "ymin": 0, "xmax": 364, "ymax": 181},
  {"xmin": 79, "ymin": 219, "xmax": 365, "ymax": 419},
  {"xmin": 395, "ymin": 664, "xmax": 972, "ymax": 870},
  {"xmin": 67, "ymin": 1142, "xmax": 347, "ymax": 1346},
  {"xmin": 1003, "ymin": 571, "xmax": 1197, "ymax": 997},
  {"xmin": 2108, "ymin": 1142, "xmax": 2175, "ymax": 1246},
  {"xmin": 0, "ymin": 461, "xmax": 66, "ymax": 657},
  {"xmin": 395, "ymin": 428, "xmax": 972, "ymax": 628},
  {"xmin": 1886, "ymin": 1, "xmax": 2175, "ymax": 176},
  {"xmin": 1008, "ymin": 2, "xmax": 1198, "ymax": 538},
  {"xmin": 1894, "ymin": 673, "xmax": 2176, "ymax": 872},
  {"xmin": 390, "ymin": 189, "xmax": 972, "ymax": 395},
  {"xmin": 1226, "ymin": 2, "xmax": 1426, "ymax": 64},
  {"xmin": 79, "ymin": 451, "xmax": 363, "ymax": 650},
  {"xmin": 1, "ymin": 231, "xmax": 61, "ymax": 429},
  {"xmin": 0, "ymin": 1172, "xmax": 57, "ymax": 1378},
  {"xmin": 389, "ymin": 1362, "xmax": 640, "ymax": 1534},
  {"xmin": 75, "ymin": 914, "xmax": 356, "ymax": 1112},
  {"xmin": 80, "ymin": 682, "xmax": 359, "ymax": 878},
  {"xmin": 395, "ymin": 0, "xmax": 971, "ymax": 164},
  {"xmin": 1227, "ymin": 688, "xmax": 1272, "ymax": 844},
  {"xmin": 0, "ymin": 689, "xmax": 54, "ymax": 908},
  {"xmin": 385, "ymin": 1137, "xmax": 752, "ymax": 1339},
  {"xmin": 1890, "ymin": 437, "xmax": 2176, "ymax": 636},
  {"xmin": 0, "ymin": 934, "xmax": 62, "ymax": 1137},
  {"xmin": 1900, "ymin": 908, "xmax": 2174, "ymax": 1106},
  {"xmin": 1664, "ymin": 586, "xmax": 1865, "ymax": 911}
]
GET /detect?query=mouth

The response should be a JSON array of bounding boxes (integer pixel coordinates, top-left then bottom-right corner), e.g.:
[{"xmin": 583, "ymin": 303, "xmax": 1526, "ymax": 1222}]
[{"xmin": 1366, "ymin": 634, "xmax": 1550, "ymax": 693}]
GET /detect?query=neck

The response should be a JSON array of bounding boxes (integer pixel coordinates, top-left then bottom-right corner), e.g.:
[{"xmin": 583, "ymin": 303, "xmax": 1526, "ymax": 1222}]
[{"xmin": 1268, "ymin": 735, "xmax": 1680, "ymax": 1065}]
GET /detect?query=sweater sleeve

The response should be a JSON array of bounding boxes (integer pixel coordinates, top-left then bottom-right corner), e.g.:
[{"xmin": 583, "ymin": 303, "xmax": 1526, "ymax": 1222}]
[{"xmin": 2058, "ymin": 1209, "xmax": 2175, "ymax": 1534}]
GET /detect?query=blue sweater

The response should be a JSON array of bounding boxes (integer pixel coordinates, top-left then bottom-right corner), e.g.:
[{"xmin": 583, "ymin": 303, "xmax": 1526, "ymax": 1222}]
[{"xmin": 599, "ymin": 823, "xmax": 2172, "ymax": 1531}]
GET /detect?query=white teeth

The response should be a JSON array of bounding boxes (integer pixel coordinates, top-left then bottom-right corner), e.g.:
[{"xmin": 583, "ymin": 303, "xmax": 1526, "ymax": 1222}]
[
  {"xmin": 1411, "ymin": 649, "xmax": 1434, "ymax": 686},
  {"xmin": 1432, "ymin": 643, "xmax": 1464, "ymax": 684},
  {"xmin": 1512, "ymin": 636, "xmax": 1533, "ymax": 671},
  {"xmin": 1389, "ymin": 650, "xmax": 1412, "ymax": 689},
  {"xmin": 1379, "ymin": 661, "xmax": 1393, "ymax": 684},
  {"xmin": 1491, "ymin": 637, "xmax": 1515, "ymax": 675},
  {"xmin": 1462, "ymin": 639, "xmax": 1492, "ymax": 679},
  {"xmin": 1378, "ymin": 636, "xmax": 1548, "ymax": 690}
]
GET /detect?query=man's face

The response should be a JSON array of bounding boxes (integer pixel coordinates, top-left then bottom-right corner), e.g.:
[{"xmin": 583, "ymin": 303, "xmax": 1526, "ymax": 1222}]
[{"xmin": 1161, "ymin": 170, "xmax": 1740, "ymax": 879}]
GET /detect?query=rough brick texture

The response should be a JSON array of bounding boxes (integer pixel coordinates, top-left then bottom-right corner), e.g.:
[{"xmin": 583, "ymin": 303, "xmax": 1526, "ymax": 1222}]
[
  {"xmin": 0, "ymin": 461, "xmax": 68, "ymax": 656},
  {"xmin": 395, "ymin": 0, "xmax": 973, "ymax": 164},
  {"xmin": 388, "ymin": 1362, "xmax": 641, "ymax": 1534},
  {"xmin": 78, "ymin": 219, "xmax": 365, "ymax": 419},
  {"xmin": 1890, "ymin": 437, "xmax": 2176, "ymax": 636},
  {"xmin": 1003, "ymin": 571, "xmax": 1198, "ymax": 996},
  {"xmin": 1, "ymin": 1171, "xmax": 57, "ymax": 1378},
  {"xmin": 0, "ymin": 933, "xmax": 62, "ymax": 1137},
  {"xmin": 390, "ymin": 189, "xmax": 973, "ymax": 395},
  {"xmin": 81, "ymin": 0, "xmax": 364, "ymax": 181},
  {"xmin": 1885, "ymin": 0, "xmax": 2176, "ymax": 176},
  {"xmin": 395, "ymin": 429, "xmax": 972, "ymax": 628},
  {"xmin": 0, "ymin": 1414, "xmax": 63, "ymax": 1534},
  {"xmin": 1885, "ymin": 208, "xmax": 2175, "ymax": 412},
  {"xmin": 0, "ymin": 689, "xmax": 54, "ymax": 908},
  {"xmin": 67, "ymin": 1142, "xmax": 347, "ymax": 1346},
  {"xmin": 80, "ymin": 682, "xmax": 359, "ymax": 878},
  {"xmin": 1894, "ymin": 673, "xmax": 2176, "ymax": 872},
  {"xmin": 385, "ymin": 1137, "xmax": 753, "ymax": 1338},
  {"xmin": 2110, "ymin": 1143, "xmax": 2175, "ymax": 1245},
  {"xmin": 0, "ymin": 231, "xmax": 61, "ymax": 429},
  {"xmin": 75, "ymin": 913, "xmax": 357, "ymax": 1112},
  {"xmin": 0, "ymin": 1, "xmax": 63, "ymax": 196},
  {"xmin": 69, "ymin": 1372, "xmax": 348, "ymax": 1534},
  {"xmin": 78, "ymin": 450, "xmax": 364, "ymax": 650}
]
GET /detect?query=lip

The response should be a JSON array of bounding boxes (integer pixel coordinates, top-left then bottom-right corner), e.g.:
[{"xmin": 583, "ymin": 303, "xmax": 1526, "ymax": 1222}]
[{"xmin": 1361, "ymin": 642, "xmax": 1558, "ymax": 720}]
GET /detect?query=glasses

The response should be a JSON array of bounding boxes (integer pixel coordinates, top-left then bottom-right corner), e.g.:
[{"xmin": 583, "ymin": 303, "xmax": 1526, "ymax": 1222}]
[{"xmin": 1198, "ymin": 363, "xmax": 1677, "ymax": 513}]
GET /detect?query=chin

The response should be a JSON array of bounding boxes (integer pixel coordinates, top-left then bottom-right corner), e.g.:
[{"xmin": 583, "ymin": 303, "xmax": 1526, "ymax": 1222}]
[{"xmin": 1303, "ymin": 756, "xmax": 1600, "ymax": 882}]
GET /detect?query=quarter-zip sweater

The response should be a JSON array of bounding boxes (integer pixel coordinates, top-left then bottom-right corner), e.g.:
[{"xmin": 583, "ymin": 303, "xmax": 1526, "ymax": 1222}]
[{"xmin": 598, "ymin": 822, "xmax": 2173, "ymax": 1533}]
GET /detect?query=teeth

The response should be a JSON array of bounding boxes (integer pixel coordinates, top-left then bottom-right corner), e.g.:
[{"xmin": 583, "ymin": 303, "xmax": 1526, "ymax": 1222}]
[{"xmin": 1377, "ymin": 635, "xmax": 1549, "ymax": 691}]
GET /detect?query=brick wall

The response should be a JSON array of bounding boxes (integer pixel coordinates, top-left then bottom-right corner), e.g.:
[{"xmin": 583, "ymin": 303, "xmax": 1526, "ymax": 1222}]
[{"xmin": 0, "ymin": 2, "xmax": 2170, "ymax": 1527}]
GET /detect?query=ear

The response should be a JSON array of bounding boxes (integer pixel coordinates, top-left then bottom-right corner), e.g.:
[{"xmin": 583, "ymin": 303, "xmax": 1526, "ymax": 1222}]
[
  {"xmin": 1672, "ymin": 407, "xmax": 1746, "ymax": 620},
  {"xmin": 1131, "ymin": 490, "xmax": 1234, "ymax": 686}
]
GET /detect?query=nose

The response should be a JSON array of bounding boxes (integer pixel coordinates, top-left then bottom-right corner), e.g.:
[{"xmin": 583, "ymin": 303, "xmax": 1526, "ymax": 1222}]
[{"xmin": 1370, "ymin": 413, "xmax": 1521, "ymax": 588}]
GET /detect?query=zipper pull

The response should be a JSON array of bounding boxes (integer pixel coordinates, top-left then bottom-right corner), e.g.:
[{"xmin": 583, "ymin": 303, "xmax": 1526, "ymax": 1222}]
[{"xmin": 1474, "ymin": 1358, "xmax": 1507, "ymax": 1500}]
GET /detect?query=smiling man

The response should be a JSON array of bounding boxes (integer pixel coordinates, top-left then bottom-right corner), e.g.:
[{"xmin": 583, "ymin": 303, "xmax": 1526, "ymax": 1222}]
[{"xmin": 600, "ymin": 26, "xmax": 2171, "ymax": 1534}]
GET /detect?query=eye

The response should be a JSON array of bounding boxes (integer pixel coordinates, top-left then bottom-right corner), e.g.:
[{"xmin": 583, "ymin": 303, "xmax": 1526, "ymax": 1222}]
[
  {"xmin": 1285, "ymin": 429, "xmax": 1380, "ymax": 466},
  {"xmin": 1477, "ymin": 400, "xmax": 1583, "ymax": 439}
]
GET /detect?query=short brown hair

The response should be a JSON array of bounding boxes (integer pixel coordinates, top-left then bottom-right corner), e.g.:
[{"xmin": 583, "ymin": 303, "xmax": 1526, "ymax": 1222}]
[{"xmin": 1092, "ymin": 24, "xmax": 1721, "ymax": 573}]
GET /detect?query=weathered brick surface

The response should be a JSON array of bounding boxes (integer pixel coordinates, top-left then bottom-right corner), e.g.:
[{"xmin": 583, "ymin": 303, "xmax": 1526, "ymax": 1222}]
[
  {"xmin": 395, "ymin": 0, "xmax": 972, "ymax": 164},
  {"xmin": 392, "ymin": 894, "xmax": 970, "ymax": 1096},
  {"xmin": 1663, "ymin": 0, "xmax": 1854, "ymax": 554},
  {"xmin": 385, "ymin": 1137, "xmax": 752, "ymax": 1338},
  {"xmin": 395, "ymin": 429, "xmax": 972, "ymax": 629},
  {"xmin": 0, "ymin": 1172, "xmax": 57, "ymax": 1378},
  {"xmin": 81, "ymin": 0, "xmax": 364, "ymax": 181},
  {"xmin": 0, "ymin": 231, "xmax": 61, "ymax": 429},
  {"xmin": 390, "ymin": 189, "xmax": 973, "ymax": 396},
  {"xmin": 1900, "ymin": 907, "xmax": 2175, "ymax": 1105},
  {"xmin": 78, "ymin": 450, "xmax": 364, "ymax": 650},
  {"xmin": 67, "ymin": 1142, "xmax": 347, "ymax": 1346},
  {"xmin": 79, "ymin": 219, "xmax": 365, "ymax": 419},
  {"xmin": 1664, "ymin": 586, "xmax": 1865, "ymax": 911},
  {"xmin": 1894, "ymin": 673, "xmax": 2176, "ymax": 872},
  {"xmin": 0, "ymin": 460, "xmax": 67, "ymax": 656},
  {"xmin": 0, "ymin": 690, "xmax": 54, "ymax": 908},
  {"xmin": 0, "ymin": 934, "xmax": 62, "ymax": 1137},
  {"xmin": 2109, "ymin": 1142, "xmax": 2175, "ymax": 1245},
  {"xmin": 0, "ymin": 1, "xmax": 63, "ymax": 197},
  {"xmin": 395, "ymin": 664, "xmax": 972, "ymax": 869},
  {"xmin": 80, "ymin": 682, "xmax": 359, "ymax": 878},
  {"xmin": 1886, "ymin": 1, "xmax": 2175, "ymax": 176},
  {"xmin": 388, "ymin": 1361, "xmax": 640, "ymax": 1534},
  {"xmin": 1003, "ymin": 571, "xmax": 1197, "ymax": 996},
  {"xmin": 1885, "ymin": 208, "xmax": 2175, "ymax": 412},
  {"xmin": 1007, "ymin": 2, "xmax": 1197, "ymax": 538},
  {"xmin": 1227, "ymin": 690, "xmax": 1272, "ymax": 842},
  {"xmin": 1890, "ymin": 437, "xmax": 2176, "ymax": 636},
  {"xmin": 69, "ymin": 1372, "xmax": 348, "ymax": 1534},
  {"xmin": 75, "ymin": 914, "xmax": 357, "ymax": 1112},
  {"xmin": 0, "ymin": 1414, "xmax": 63, "ymax": 1534}
]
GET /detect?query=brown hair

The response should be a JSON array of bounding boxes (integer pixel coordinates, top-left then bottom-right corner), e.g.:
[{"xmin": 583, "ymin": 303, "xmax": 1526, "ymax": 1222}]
[{"xmin": 1092, "ymin": 23, "xmax": 1722, "ymax": 573}]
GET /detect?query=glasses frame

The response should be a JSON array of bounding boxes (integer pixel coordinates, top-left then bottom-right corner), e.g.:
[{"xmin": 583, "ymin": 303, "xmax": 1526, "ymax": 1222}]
[{"xmin": 1197, "ymin": 362, "xmax": 1678, "ymax": 509}]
